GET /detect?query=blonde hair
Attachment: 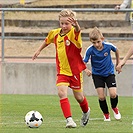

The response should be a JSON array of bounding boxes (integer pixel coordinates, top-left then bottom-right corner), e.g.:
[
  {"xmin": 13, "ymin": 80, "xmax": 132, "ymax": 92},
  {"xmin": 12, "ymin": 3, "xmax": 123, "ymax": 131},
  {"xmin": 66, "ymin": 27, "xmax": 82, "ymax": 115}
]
[
  {"xmin": 59, "ymin": 9, "xmax": 76, "ymax": 19},
  {"xmin": 89, "ymin": 27, "xmax": 104, "ymax": 41}
]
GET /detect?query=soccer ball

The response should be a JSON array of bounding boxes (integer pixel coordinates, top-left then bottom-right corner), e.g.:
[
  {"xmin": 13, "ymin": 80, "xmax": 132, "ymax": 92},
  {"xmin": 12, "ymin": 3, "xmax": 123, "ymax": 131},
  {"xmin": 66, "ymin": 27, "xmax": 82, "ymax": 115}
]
[{"xmin": 25, "ymin": 110, "xmax": 43, "ymax": 128}]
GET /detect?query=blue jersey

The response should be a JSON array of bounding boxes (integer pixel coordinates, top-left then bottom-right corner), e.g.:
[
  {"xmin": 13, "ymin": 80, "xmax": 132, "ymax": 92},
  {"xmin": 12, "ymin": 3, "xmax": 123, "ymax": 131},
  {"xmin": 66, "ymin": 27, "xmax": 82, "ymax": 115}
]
[{"xmin": 83, "ymin": 41, "xmax": 117, "ymax": 77}]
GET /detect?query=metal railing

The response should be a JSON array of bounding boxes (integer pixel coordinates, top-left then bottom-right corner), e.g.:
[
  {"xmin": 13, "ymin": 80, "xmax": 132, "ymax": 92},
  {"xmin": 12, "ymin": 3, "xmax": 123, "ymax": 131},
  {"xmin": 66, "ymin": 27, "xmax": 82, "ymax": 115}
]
[{"xmin": 0, "ymin": 8, "xmax": 133, "ymax": 62}]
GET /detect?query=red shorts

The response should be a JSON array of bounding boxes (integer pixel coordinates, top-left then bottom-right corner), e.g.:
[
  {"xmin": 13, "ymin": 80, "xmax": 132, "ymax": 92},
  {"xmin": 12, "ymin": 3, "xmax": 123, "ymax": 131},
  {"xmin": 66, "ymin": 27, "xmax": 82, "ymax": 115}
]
[{"xmin": 56, "ymin": 73, "xmax": 83, "ymax": 91}]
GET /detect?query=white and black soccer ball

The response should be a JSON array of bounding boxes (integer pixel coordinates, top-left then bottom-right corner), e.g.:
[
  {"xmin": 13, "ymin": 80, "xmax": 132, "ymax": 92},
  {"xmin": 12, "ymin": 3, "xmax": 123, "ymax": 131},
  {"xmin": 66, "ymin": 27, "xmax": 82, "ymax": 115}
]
[{"xmin": 25, "ymin": 111, "xmax": 43, "ymax": 128}]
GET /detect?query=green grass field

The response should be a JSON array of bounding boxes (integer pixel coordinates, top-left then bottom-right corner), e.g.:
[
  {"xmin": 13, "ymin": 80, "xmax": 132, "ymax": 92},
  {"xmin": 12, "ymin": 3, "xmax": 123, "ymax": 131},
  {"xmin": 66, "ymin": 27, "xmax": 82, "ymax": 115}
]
[{"xmin": 0, "ymin": 94, "xmax": 133, "ymax": 133}]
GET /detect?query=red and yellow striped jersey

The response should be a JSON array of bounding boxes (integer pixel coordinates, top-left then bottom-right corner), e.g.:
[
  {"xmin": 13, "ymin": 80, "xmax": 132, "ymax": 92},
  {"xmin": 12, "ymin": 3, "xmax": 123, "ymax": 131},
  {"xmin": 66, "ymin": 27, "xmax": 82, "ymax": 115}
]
[{"xmin": 45, "ymin": 27, "xmax": 86, "ymax": 76}]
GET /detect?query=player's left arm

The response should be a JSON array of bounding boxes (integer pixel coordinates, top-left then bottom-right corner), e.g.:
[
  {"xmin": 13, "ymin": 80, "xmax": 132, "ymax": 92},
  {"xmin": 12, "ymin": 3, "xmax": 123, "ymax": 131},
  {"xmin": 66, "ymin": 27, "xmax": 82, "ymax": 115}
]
[
  {"xmin": 115, "ymin": 49, "xmax": 120, "ymax": 66},
  {"xmin": 115, "ymin": 49, "xmax": 121, "ymax": 73}
]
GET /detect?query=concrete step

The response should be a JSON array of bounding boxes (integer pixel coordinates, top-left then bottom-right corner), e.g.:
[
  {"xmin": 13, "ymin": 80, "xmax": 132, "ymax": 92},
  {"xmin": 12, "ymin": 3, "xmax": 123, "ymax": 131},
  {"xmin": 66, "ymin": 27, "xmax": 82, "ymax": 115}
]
[
  {"xmin": 3, "ymin": 39, "xmax": 132, "ymax": 58},
  {"xmin": 3, "ymin": 26, "xmax": 132, "ymax": 33},
  {"xmin": 1, "ymin": 24, "xmax": 132, "ymax": 40},
  {"xmin": 1, "ymin": 0, "xmax": 122, "ymax": 7},
  {"xmin": 4, "ymin": 12, "xmax": 126, "ymax": 21},
  {"xmin": 31, "ymin": 0, "xmax": 122, "ymax": 5},
  {"xmin": 0, "ymin": 0, "xmax": 36, "ymax": 6},
  {"xmin": 3, "ymin": 4, "xmax": 118, "ymax": 8},
  {"xmin": 1, "ymin": 32, "xmax": 132, "ymax": 39},
  {"xmin": 1, "ymin": 19, "xmax": 130, "ymax": 28}
]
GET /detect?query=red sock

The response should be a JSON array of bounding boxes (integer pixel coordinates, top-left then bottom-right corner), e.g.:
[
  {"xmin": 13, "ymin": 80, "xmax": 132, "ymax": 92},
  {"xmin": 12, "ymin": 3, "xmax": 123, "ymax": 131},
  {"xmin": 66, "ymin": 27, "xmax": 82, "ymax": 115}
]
[
  {"xmin": 60, "ymin": 98, "xmax": 71, "ymax": 118},
  {"xmin": 79, "ymin": 97, "xmax": 89, "ymax": 113}
]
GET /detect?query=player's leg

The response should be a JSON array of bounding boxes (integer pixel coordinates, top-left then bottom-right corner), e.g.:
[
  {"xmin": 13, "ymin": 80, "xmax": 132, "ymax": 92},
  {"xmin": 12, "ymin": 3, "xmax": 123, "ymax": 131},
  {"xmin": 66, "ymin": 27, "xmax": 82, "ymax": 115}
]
[
  {"xmin": 106, "ymin": 74, "xmax": 121, "ymax": 120},
  {"xmin": 109, "ymin": 87, "xmax": 121, "ymax": 120},
  {"xmin": 97, "ymin": 87, "xmax": 110, "ymax": 121},
  {"xmin": 70, "ymin": 73, "xmax": 90, "ymax": 126},
  {"xmin": 92, "ymin": 74, "xmax": 110, "ymax": 121},
  {"xmin": 73, "ymin": 90, "xmax": 90, "ymax": 126},
  {"xmin": 58, "ymin": 85, "xmax": 77, "ymax": 128},
  {"xmin": 56, "ymin": 74, "xmax": 77, "ymax": 128},
  {"xmin": 58, "ymin": 85, "xmax": 70, "ymax": 117}
]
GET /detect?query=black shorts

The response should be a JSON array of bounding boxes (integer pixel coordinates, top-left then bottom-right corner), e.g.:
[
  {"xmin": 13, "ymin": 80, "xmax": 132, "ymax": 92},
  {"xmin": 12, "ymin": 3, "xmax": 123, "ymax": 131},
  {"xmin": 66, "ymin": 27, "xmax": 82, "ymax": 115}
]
[{"xmin": 92, "ymin": 74, "xmax": 117, "ymax": 89}]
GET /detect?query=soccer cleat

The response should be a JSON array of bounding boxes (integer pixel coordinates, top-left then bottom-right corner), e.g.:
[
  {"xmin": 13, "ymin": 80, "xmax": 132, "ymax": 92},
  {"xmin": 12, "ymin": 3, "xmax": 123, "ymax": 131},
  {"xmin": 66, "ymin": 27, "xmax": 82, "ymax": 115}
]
[
  {"xmin": 80, "ymin": 107, "xmax": 90, "ymax": 126},
  {"xmin": 66, "ymin": 117, "xmax": 77, "ymax": 128},
  {"xmin": 112, "ymin": 107, "xmax": 121, "ymax": 120},
  {"xmin": 104, "ymin": 113, "xmax": 111, "ymax": 121}
]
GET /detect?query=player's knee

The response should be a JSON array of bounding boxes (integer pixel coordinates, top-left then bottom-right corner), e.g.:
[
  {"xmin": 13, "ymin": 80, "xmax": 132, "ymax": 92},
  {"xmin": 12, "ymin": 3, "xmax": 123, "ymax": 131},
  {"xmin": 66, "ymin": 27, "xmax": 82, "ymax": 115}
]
[
  {"xmin": 99, "ymin": 96, "xmax": 106, "ymax": 101},
  {"xmin": 58, "ymin": 90, "xmax": 67, "ymax": 99},
  {"xmin": 58, "ymin": 92, "xmax": 67, "ymax": 99},
  {"xmin": 110, "ymin": 93, "xmax": 117, "ymax": 98},
  {"xmin": 75, "ymin": 96, "xmax": 84, "ymax": 103}
]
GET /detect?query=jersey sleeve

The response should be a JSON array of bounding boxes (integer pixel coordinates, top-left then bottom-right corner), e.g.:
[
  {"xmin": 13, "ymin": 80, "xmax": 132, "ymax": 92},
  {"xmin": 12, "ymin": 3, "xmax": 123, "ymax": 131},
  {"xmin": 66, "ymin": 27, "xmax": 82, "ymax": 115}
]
[
  {"xmin": 68, "ymin": 27, "xmax": 82, "ymax": 49},
  {"xmin": 111, "ymin": 43, "xmax": 117, "ymax": 52},
  {"xmin": 44, "ymin": 30, "xmax": 55, "ymax": 45},
  {"xmin": 83, "ymin": 47, "xmax": 91, "ymax": 63}
]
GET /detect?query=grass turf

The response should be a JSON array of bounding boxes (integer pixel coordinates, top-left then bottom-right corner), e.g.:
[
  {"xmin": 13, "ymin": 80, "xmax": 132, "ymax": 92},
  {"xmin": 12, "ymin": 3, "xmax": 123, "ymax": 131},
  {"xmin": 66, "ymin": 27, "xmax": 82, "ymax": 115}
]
[{"xmin": 0, "ymin": 94, "xmax": 133, "ymax": 133}]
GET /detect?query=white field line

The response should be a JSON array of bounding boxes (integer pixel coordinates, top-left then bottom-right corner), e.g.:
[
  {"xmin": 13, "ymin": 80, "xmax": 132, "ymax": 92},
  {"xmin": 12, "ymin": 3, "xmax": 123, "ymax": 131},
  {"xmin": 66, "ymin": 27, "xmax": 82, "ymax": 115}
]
[
  {"xmin": 1, "ymin": 117, "xmax": 133, "ymax": 125},
  {"xmin": 0, "ymin": 118, "xmax": 103, "ymax": 125}
]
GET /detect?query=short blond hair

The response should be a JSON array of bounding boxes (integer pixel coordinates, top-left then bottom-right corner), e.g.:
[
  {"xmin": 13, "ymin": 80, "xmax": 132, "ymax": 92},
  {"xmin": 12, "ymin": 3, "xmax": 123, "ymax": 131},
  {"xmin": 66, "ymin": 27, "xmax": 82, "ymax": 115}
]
[
  {"xmin": 89, "ymin": 27, "xmax": 104, "ymax": 41},
  {"xmin": 59, "ymin": 9, "xmax": 76, "ymax": 19}
]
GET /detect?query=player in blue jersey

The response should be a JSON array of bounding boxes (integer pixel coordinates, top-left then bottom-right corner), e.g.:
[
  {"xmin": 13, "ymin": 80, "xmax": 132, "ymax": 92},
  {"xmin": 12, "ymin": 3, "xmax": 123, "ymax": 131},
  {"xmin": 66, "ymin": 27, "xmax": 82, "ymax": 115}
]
[{"xmin": 83, "ymin": 27, "xmax": 121, "ymax": 121}]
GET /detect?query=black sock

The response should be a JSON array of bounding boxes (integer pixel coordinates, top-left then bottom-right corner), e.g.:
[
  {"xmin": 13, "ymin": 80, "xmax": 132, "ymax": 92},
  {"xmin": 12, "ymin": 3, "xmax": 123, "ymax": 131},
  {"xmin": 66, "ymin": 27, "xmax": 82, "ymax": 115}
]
[
  {"xmin": 99, "ymin": 99, "xmax": 109, "ymax": 114},
  {"xmin": 110, "ymin": 95, "xmax": 118, "ymax": 108}
]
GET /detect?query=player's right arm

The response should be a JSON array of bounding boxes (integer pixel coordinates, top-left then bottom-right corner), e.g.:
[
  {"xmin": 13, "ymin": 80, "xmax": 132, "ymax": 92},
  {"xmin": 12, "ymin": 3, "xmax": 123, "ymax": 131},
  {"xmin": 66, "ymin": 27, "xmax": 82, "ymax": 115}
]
[
  {"xmin": 116, "ymin": 45, "xmax": 133, "ymax": 72},
  {"xmin": 32, "ymin": 29, "xmax": 55, "ymax": 60},
  {"xmin": 32, "ymin": 40, "xmax": 48, "ymax": 60},
  {"xmin": 121, "ymin": 45, "xmax": 133, "ymax": 64}
]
